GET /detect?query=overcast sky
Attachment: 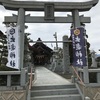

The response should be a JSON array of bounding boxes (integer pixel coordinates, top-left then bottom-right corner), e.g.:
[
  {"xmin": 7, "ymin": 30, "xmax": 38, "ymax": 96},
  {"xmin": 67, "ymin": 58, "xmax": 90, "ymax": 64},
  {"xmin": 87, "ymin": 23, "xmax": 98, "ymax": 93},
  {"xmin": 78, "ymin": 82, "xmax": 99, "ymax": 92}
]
[{"xmin": 0, "ymin": 0, "xmax": 100, "ymax": 54}]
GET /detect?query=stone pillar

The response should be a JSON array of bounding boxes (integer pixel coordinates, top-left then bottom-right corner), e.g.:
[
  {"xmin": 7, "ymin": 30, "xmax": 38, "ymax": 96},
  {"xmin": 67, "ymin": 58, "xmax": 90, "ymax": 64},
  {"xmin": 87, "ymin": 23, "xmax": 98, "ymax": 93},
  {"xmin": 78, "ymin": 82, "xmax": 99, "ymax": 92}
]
[
  {"xmin": 17, "ymin": 8, "xmax": 25, "ymax": 69},
  {"xmin": 97, "ymin": 73, "xmax": 100, "ymax": 83},
  {"xmin": 91, "ymin": 51, "xmax": 97, "ymax": 68},
  {"xmin": 7, "ymin": 75, "xmax": 11, "ymax": 86},
  {"xmin": 63, "ymin": 35, "xmax": 70, "ymax": 73},
  {"xmin": 83, "ymin": 67, "xmax": 89, "ymax": 84},
  {"xmin": 20, "ymin": 68, "xmax": 26, "ymax": 86}
]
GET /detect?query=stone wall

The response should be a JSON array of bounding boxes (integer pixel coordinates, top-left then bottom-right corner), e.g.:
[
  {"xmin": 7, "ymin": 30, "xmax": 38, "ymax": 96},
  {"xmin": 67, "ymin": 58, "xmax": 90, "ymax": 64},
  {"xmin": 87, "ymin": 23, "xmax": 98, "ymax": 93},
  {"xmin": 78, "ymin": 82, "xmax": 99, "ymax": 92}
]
[
  {"xmin": 0, "ymin": 90, "xmax": 26, "ymax": 100},
  {"xmin": 78, "ymin": 84, "xmax": 100, "ymax": 100}
]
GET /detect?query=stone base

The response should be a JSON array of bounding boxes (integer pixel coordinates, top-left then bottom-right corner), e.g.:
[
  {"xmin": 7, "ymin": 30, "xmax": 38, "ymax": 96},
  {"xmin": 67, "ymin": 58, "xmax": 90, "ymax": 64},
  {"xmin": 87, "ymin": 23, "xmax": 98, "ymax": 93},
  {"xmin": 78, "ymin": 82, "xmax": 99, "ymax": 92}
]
[
  {"xmin": 78, "ymin": 83, "xmax": 100, "ymax": 100},
  {"xmin": 0, "ymin": 90, "xmax": 26, "ymax": 100}
]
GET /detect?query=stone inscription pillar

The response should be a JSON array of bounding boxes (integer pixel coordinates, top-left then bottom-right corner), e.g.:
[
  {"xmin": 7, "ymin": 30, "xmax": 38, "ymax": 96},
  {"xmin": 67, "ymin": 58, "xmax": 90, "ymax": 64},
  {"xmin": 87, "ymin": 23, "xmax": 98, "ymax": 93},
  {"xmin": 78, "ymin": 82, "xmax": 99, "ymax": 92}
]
[
  {"xmin": 63, "ymin": 35, "xmax": 70, "ymax": 73},
  {"xmin": 17, "ymin": 8, "xmax": 25, "ymax": 69}
]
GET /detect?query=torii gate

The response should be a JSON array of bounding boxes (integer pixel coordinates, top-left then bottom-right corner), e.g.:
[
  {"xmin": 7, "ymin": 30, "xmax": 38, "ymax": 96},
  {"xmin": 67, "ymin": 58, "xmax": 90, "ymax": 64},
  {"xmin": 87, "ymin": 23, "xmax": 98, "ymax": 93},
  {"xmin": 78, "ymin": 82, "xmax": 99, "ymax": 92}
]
[{"xmin": 0, "ymin": 0, "xmax": 99, "ymax": 69}]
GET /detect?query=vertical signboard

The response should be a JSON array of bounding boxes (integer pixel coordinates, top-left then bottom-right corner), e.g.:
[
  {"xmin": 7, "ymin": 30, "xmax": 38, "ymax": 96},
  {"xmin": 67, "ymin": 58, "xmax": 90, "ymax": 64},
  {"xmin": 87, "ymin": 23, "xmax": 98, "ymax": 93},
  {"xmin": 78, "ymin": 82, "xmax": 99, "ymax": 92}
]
[
  {"xmin": 71, "ymin": 27, "xmax": 87, "ymax": 67},
  {"xmin": 45, "ymin": 4, "xmax": 54, "ymax": 20},
  {"xmin": 6, "ymin": 26, "xmax": 19, "ymax": 69}
]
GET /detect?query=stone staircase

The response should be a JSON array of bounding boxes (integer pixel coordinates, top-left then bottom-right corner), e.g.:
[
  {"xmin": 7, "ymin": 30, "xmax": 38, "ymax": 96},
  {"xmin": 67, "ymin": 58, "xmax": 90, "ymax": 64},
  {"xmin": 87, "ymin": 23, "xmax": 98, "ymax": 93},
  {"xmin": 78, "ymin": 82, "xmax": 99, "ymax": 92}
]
[{"xmin": 30, "ymin": 84, "xmax": 82, "ymax": 100}]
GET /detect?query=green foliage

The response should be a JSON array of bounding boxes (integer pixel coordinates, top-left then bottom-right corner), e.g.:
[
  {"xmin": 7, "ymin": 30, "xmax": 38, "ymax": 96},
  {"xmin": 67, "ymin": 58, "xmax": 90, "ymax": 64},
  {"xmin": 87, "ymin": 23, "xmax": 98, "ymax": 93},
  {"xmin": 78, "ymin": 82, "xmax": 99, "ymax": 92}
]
[
  {"xmin": 68, "ymin": 36, "xmax": 73, "ymax": 65},
  {"xmin": 87, "ymin": 41, "xmax": 92, "ymax": 68},
  {"xmin": 89, "ymin": 72, "xmax": 97, "ymax": 83},
  {"xmin": 0, "ymin": 65, "xmax": 17, "ymax": 71},
  {"xmin": 0, "ymin": 31, "xmax": 9, "ymax": 70}
]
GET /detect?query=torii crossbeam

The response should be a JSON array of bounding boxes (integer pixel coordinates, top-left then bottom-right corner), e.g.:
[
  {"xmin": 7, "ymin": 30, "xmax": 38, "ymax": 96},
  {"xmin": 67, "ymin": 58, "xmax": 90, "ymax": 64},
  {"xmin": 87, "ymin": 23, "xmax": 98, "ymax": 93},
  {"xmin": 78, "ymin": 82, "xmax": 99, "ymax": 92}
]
[{"xmin": 0, "ymin": 0, "xmax": 99, "ymax": 11}]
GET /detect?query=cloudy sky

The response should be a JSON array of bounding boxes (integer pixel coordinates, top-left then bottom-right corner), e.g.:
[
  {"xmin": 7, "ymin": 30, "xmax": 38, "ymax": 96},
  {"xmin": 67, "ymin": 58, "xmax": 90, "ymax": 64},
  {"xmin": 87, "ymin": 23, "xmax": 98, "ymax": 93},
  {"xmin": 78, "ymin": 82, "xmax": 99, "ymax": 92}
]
[{"xmin": 0, "ymin": 0, "xmax": 100, "ymax": 54}]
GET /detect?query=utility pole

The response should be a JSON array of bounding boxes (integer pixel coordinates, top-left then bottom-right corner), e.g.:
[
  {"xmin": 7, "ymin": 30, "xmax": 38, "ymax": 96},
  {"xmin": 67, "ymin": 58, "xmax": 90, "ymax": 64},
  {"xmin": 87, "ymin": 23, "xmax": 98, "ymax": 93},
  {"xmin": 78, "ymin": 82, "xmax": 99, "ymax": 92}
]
[{"xmin": 53, "ymin": 32, "xmax": 58, "ymax": 50}]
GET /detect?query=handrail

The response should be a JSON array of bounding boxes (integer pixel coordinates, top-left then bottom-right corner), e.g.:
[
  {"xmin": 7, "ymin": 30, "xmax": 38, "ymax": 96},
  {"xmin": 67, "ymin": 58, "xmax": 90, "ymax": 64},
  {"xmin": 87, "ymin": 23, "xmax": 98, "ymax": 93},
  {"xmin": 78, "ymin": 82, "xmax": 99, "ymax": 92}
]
[
  {"xmin": 29, "ymin": 67, "xmax": 33, "ymax": 90},
  {"xmin": 72, "ymin": 66, "xmax": 85, "ymax": 86},
  {"xmin": 78, "ymin": 68, "xmax": 100, "ymax": 72},
  {"xmin": 0, "ymin": 71, "xmax": 21, "ymax": 75}
]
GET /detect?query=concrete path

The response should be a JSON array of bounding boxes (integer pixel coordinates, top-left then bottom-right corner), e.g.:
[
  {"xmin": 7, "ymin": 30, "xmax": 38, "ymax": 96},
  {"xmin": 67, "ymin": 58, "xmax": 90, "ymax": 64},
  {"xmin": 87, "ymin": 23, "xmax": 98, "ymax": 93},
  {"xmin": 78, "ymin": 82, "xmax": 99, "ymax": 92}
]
[{"xmin": 33, "ymin": 67, "xmax": 72, "ymax": 86}]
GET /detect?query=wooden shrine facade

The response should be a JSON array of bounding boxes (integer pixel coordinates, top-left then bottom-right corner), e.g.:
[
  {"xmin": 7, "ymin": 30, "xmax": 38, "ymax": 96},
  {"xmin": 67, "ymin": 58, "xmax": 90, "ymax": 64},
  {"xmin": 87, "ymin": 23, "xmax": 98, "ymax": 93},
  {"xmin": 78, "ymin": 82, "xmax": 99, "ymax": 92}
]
[{"xmin": 29, "ymin": 38, "xmax": 53, "ymax": 66}]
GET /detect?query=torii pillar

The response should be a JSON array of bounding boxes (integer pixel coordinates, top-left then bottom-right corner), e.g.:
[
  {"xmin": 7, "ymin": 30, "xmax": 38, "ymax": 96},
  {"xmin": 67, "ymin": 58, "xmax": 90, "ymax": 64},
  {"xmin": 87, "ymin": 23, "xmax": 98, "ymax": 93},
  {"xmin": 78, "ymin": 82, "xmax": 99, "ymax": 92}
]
[
  {"xmin": 72, "ymin": 10, "xmax": 81, "ymax": 28},
  {"xmin": 72, "ymin": 9, "xmax": 89, "ymax": 84},
  {"xmin": 17, "ymin": 8, "xmax": 25, "ymax": 70}
]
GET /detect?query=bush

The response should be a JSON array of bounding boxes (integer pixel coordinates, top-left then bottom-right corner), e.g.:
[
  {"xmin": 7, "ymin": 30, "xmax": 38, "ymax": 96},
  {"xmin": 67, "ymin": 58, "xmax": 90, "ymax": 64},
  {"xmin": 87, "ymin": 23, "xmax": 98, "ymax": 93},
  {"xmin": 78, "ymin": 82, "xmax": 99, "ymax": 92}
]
[{"xmin": 0, "ymin": 65, "xmax": 17, "ymax": 71}]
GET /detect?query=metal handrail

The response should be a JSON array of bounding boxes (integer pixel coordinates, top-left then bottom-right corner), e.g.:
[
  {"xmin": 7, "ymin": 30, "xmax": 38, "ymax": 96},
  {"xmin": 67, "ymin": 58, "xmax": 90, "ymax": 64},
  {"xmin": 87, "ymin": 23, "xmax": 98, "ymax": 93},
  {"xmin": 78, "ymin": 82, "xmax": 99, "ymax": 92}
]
[{"xmin": 72, "ymin": 66, "xmax": 85, "ymax": 86}]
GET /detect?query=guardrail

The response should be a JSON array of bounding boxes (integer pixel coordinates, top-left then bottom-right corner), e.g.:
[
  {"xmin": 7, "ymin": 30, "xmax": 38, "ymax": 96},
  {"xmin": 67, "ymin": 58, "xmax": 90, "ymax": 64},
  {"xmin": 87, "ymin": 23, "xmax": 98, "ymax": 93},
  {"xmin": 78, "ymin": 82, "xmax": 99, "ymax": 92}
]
[
  {"xmin": 72, "ymin": 66, "xmax": 85, "ymax": 86},
  {"xmin": 77, "ymin": 68, "xmax": 100, "ymax": 86},
  {"xmin": 71, "ymin": 66, "xmax": 88, "ymax": 100},
  {"xmin": 0, "ymin": 68, "xmax": 28, "ymax": 87}
]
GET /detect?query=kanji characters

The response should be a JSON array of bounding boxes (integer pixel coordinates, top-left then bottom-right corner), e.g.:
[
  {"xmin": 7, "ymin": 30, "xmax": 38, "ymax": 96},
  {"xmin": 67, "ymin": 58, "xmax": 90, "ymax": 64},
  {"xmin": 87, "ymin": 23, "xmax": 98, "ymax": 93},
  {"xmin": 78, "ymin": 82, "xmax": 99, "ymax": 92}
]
[
  {"xmin": 10, "ymin": 35, "xmax": 15, "ymax": 42},
  {"xmin": 10, "ymin": 52, "xmax": 15, "ymax": 58},
  {"xmin": 75, "ymin": 51, "xmax": 82, "ymax": 58},
  {"xmin": 76, "ymin": 43, "xmax": 82, "ymax": 50},
  {"xmin": 9, "ymin": 28, "xmax": 15, "ymax": 35},
  {"xmin": 10, "ymin": 44, "xmax": 16, "ymax": 51},
  {"xmin": 10, "ymin": 60, "xmax": 15, "ymax": 67},
  {"xmin": 71, "ymin": 27, "xmax": 87, "ymax": 67},
  {"xmin": 75, "ymin": 36, "xmax": 80, "ymax": 42},
  {"xmin": 77, "ymin": 59, "xmax": 83, "ymax": 66},
  {"xmin": 6, "ymin": 27, "xmax": 17, "ymax": 68}
]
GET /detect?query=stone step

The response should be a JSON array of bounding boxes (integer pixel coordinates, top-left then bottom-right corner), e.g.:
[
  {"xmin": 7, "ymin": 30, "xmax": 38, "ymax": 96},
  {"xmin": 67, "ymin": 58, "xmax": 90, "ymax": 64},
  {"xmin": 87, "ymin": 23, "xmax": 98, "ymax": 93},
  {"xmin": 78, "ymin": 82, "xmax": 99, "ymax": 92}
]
[
  {"xmin": 30, "ymin": 67, "xmax": 82, "ymax": 100},
  {"xmin": 31, "ymin": 84, "xmax": 75, "ymax": 90},
  {"xmin": 31, "ymin": 88, "xmax": 79, "ymax": 97},
  {"xmin": 30, "ymin": 84, "xmax": 82, "ymax": 100},
  {"xmin": 31, "ymin": 94, "xmax": 82, "ymax": 100}
]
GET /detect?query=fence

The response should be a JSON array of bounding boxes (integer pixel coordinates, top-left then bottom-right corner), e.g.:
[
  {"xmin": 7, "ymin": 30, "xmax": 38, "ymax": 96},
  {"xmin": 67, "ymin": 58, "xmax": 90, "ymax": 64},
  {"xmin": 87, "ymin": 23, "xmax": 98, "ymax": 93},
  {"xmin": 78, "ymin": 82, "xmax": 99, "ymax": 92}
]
[
  {"xmin": 0, "ymin": 68, "xmax": 28, "ymax": 88},
  {"xmin": 78, "ymin": 68, "xmax": 100, "ymax": 86}
]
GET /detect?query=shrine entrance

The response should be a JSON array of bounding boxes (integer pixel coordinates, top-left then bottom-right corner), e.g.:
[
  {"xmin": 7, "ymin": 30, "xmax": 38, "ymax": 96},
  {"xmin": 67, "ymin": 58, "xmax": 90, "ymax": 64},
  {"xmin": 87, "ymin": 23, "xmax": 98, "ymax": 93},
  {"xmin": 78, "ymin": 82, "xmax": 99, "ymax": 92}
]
[
  {"xmin": 0, "ymin": 0, "xmax": 98, "ymax": 69},
  {"xmin": 0, "ymin": 1, "xmax": 99, "ymax": 100}
]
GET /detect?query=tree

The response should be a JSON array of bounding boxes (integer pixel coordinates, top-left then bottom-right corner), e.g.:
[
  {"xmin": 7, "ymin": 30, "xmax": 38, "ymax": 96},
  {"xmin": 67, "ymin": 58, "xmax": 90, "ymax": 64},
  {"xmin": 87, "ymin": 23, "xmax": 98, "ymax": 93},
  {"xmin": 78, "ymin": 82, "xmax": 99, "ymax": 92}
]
[
  {"xmin": 0, "ymin": 31, "xmax": 8, "ymax": 66},
  {"xmin": 86, "ymin": 41, "xmax": 92, "ymax": 68},
  {"xmin": 24, "ymin": 33, "xmax": 33, "ymax": 67}
]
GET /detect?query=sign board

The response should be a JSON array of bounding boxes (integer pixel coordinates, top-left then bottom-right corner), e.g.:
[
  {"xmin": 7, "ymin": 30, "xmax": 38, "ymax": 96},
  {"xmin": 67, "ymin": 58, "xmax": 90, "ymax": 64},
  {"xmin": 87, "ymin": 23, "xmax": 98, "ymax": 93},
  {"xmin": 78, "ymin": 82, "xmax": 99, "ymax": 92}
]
[
  {"xmin": 45, "ymin": 4, "xmax": 54, "ymax": 20},
  {"xmin": 71, "ymin": 27, "xmax": 87, "ymax": 67},
  {"xmin": 6, "ymin": 26, "xmax": 19, "ymax": 69}
]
